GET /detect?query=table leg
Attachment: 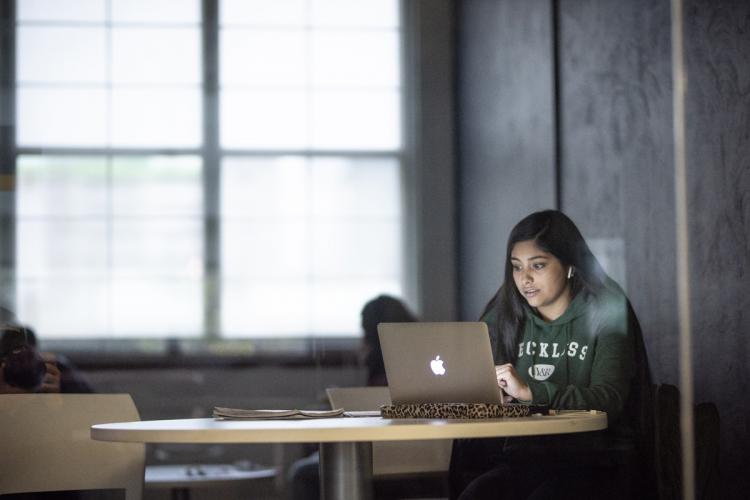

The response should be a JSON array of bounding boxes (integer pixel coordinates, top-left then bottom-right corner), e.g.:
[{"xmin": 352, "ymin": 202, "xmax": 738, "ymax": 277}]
[{"xmin": 319, "ymin": 441, "xmax": 373, "ymax": 500}]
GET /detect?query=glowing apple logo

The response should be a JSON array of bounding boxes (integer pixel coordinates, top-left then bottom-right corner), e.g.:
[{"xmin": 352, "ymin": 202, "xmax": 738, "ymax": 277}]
[{"xmin": 430, "ymin": 355, "xmax": 446, "ymax": 375}]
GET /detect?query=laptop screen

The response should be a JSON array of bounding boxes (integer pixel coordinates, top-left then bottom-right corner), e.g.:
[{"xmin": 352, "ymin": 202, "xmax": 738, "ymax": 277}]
[{"xmin": 378, "ymin": 322, "xmax": 503, "ymax": 405}]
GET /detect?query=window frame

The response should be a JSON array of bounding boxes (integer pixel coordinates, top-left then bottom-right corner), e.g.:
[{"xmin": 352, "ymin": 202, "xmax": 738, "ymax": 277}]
[{"xmin": 0, "ymin": 0, "xmax": 418, "ymax": 352}]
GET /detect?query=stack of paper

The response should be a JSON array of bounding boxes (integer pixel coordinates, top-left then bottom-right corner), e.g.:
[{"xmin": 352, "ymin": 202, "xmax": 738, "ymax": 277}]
[{"xmin": 213, "ymin": 407, "xmax": 345, "ymax": 420}]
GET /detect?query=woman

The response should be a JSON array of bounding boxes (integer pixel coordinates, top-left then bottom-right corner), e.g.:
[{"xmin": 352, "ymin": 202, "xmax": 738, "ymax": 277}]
[{"xmin": 450, "ymin": 210, "xmax": 652, "ymax": 500}]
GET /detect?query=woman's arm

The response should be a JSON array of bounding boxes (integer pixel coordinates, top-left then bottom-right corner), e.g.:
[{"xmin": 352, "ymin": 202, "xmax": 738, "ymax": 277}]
[{"xmin": 527, "ymin": 326, "xmax": 635, "ymax": 420}]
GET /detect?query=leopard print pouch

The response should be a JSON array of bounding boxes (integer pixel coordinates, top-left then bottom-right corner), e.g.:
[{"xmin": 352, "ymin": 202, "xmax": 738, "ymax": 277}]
[{"xmin": 380, "ymin": 402, "xmax": 530, "ymax": 419}]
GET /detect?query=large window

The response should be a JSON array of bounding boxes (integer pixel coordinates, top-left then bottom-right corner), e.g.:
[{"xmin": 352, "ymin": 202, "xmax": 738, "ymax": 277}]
[{"xmin": 9, "ymin": 0, "xmax": 404, "ymax": 340}]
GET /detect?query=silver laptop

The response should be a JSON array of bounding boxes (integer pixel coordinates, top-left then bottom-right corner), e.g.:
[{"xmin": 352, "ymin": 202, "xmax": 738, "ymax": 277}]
[{"xmin": 378, "ymin": 322, "xmax": 503, "ymax": 404}]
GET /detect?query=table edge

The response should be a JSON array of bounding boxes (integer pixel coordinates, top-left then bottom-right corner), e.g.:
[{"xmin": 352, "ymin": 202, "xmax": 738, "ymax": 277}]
[{"xmin": 91, "ymin": 413, "xmax": 608, "ymax": 444}]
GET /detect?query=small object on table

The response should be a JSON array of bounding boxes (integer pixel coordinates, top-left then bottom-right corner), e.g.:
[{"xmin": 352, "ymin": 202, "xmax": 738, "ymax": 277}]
[{"xmin": 212, "ymin": 406, "xmax": 345, "ymax": 419}]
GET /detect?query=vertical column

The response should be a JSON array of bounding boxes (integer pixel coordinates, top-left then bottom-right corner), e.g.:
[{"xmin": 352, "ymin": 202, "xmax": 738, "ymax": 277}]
[
  {"xmin": 0, "ymin": 1, "xmax": 16, "ymax": 310},
  {"xmin": 457, "ymin": 0, "xmax": 556, "ymax": 319},
  {"xmin": 551, "ymin": 0, "xmax": 562, "ymax": 210},
  {"xmin": 202, "ymin": 0, "xmax": 221, "ymax": 338},
  {"xmin": 670, "ymin": 1, "xmax": 695, "ymax": 498},
  {"xmin": 319, "ymin": 441, "xmax": 373, "ymax": 500},
  {"xmin": 401, "ymin": 0, "xmax": 458, "ymax": 321}
]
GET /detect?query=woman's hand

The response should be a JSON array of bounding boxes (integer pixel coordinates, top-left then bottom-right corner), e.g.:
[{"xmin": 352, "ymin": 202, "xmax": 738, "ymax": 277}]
[
  {"xmin": 500, "ymin": 392, "xmax": 514, "ymax": 404},
  {"xmin": 495, "ymin": 364, "xmax": 532, "ymax": 402},
  {"xmin": 40, "ymin": 353, "xmax": 61, "ymax": 393}
]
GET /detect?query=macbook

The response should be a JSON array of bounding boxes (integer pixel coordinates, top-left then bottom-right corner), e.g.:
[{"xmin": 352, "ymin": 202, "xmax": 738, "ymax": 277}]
[{"xmin": 378, "ymin": 322, "xmax": 503, "ymax": 404}]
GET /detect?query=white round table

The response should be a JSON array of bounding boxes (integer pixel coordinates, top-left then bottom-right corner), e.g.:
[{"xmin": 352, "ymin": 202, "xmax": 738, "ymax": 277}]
[{"xmin": 92, "ymin": 412, "xmax": 607, "ymax": 500}]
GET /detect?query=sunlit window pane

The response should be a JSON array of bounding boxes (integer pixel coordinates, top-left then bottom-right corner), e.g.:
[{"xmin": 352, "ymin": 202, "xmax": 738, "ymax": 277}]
[
  {"xmin": 221, "ymin": 157, "xmax": 308, "ymax": 217},
  {"xmin": 16, "ymin": 153, "xmax": 204, "ymax": 339},
  {"xmin": 312, "ymin": 90, "xmax": 400, "ymax": 150},
  {"xmin": 111, "ymin": 0, "xmax": 200, "ymax": 24},
  {"xmin": 312, "ymin": 220, "xmax": 400, "ymax": 278},
  {"xmin": 111, "ymin": 88, "xmax": 201, "ymax": 147},
  {"xmin": 219, "ymin": 1, "xmax": 402, "ymax": 154},
  {"xmin": 111, "ymin": 279, "xmax": 202, "ymax": 337},
  {"xmin": 17, "ymin": 87, "xmax": 108, "ymax": 147},
  {"xmin": 221, "ymin": 154, "xmax": 403, "ymax": 336},
  {"xmin": 17, "ymin": 27, "xmax": 107, "ymax": 84},
  {"xmin": 221, "ymin": 0, "xmax": 307, "ymax": 27},
  {"xmin": 112, "ymin": 28, "xmax": 201, "ymax": 85},
  {"xmin": 17, "ymin": 0, "xmax": 106, "ymax": 23},
  {"xmin": 17, "ymin": 279, "xmax": 110, "ymax": 338},
  {"xmin": 112, "ymin": 219, "xmax": 202, "ymax": 277},
  {"xmin": 311, "ymin": 280, "xmax": 401, "ymax": 335},
  {"xmin": 17, "ymin": 16, "xmax": 201, "ymax": 150},
  {"xmin": 17, "ymin": 220, "xmax": 108, "ymax": 278},
  {"xmin": 223, "ymin": 220, "xmax": 309, "ymax": 278},
  {"xmin": 111, "ymin": 156, "xmax": 202, "ymax": 216},
  {"xmin": 222, "ymin": 281, "xmax": 309, "ymax": 337},
  {"xmin": 311, "ymin": 0, "xmax": 399, "ymax": 28},
  {"xmin": 220, "ymin": 29, "xmax": 306, "ymax": 86},
  {"xmin": 221, "ymin": 90, "xmax": 307, "ymax": 149},
  {"xmin": 311, "ymin": 157, "xmax": 400, "ymax": 217},
  {"xmin": 17, "ymin": 156, "xmax": 108, "ymax": 217},
  {"xmin": 221, "ymin": 157, "xmax": 310, "ymax": 278},
  {"xmin": 312, "ymin": 31, "xmax": 399, "ymax": 87}
]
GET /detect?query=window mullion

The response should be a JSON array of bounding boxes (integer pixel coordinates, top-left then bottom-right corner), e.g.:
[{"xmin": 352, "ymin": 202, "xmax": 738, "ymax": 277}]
[
  {"xmin": 202, "ymin": 0, "xmax": 221, "ymax": 339},
  {"xmin": 0, "ymin": 0, "xmax": 17, "ymax": 309}
]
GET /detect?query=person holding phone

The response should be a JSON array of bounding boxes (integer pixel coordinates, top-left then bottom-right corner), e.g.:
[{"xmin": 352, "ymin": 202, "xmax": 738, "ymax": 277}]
[
  {"xmin": 450, "ymin": 210, "xmax": 652, "ymax": 500},
  {"xmin": 1, "ymin": 323, "xmax": 91, "ymax": 394}
]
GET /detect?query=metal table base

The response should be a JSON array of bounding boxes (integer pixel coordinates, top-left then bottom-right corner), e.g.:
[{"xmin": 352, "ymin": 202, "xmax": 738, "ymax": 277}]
[{"xmin": 320, "ymin": 441, "xmax": 373, "ymax": 500}]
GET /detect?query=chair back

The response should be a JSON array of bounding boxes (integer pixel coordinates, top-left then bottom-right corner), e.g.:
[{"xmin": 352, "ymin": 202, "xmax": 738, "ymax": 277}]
[
  {"xmin": 654, "ymin": 384, "xmax": 682, "ymax": 500},
  {"xmin": 0, "ymin": 393, "xmax": 145, "ymax": 500},
  {"xmin": 326, "ymin": 386, "xmax": 452, "ymax": 476},
  {"xmin": 653, "ymin": 384, "xmax": 721, "ymax": 500}
]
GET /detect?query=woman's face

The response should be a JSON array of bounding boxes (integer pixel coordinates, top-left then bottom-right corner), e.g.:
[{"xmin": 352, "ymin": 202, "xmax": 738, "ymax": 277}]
[{"xmin": 510, "ymin": 239, "xmax": 572, "ymax": 321}]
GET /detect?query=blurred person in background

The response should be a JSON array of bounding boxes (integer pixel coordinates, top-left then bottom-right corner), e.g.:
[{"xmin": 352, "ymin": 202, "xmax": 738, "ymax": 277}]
[
  {"xmin": 1, "ymin": 309, "xmax": 93, "ymax": 394},
  {"xmin": 360, "ymin": 294, "xmax": 418, "ymax": 386}
]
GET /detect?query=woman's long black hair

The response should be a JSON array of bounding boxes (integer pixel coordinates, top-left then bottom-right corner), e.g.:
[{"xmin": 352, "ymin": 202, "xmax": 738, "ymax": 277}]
[{"xmin": 484, "ymin": 210, "xmax": 610, "ymax": 363}]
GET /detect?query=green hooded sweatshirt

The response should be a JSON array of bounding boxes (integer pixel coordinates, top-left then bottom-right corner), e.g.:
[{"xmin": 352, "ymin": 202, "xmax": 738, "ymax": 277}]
[{"xmin": 484, "ymin": 284, "xmax": 636, "ymax": 423}]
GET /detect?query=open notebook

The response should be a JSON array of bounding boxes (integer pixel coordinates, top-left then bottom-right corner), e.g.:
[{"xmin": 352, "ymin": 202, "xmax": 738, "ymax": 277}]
[{"xmin": 213, "ymin": 407, "xmax": 344, "ymax": 420}]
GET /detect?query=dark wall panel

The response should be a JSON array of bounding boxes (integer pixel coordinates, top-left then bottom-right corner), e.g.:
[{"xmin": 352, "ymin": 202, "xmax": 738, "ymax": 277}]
[
  {"xmin": 685, "ymin": 0, "xmax": 750, "ymax": 492},
  {"xmin": 457, "ymin": 0, "xmax": 556, "ymax": 320},
  {"xmin": 408, "ymin": 0, "xmax": 458, "ymax": 321},
  {"xmin": 558, "ymin": 0, "xmax": 750, "ymax": 492},
  {"xmin": 557, "ymin": 0, "xmax": 749, "ymax": 494},
  {"xmin": 558, "ymin": 0, "xmax": 677, "ymax": 384},
  {"xmin": 458, "ymin": 0, "xmax": 750, "ymax": 494}
]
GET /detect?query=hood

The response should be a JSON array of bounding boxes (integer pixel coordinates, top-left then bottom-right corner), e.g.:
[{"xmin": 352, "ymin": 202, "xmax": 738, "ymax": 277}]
[{"xmin": 525, "ymin": 290, "xmax": 590, "ymax": 330}]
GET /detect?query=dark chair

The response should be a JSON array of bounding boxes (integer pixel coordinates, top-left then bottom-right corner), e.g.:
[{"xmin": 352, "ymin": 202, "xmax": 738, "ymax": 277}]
[{"xmin": 653, "ymin": 384, "xmax": 720, "ymax": 500}]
